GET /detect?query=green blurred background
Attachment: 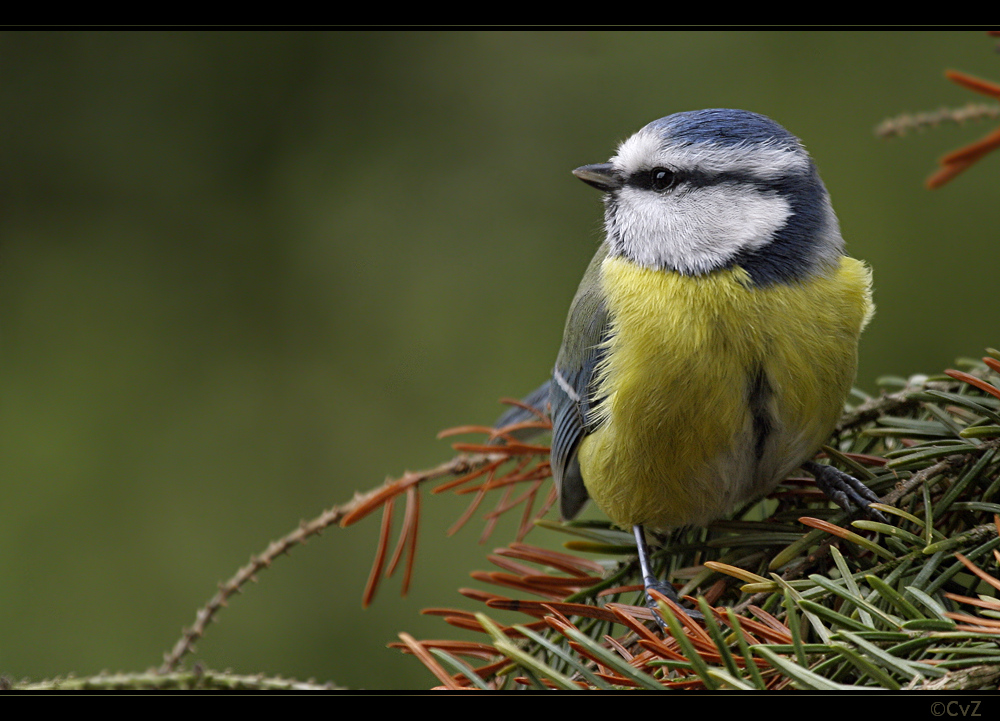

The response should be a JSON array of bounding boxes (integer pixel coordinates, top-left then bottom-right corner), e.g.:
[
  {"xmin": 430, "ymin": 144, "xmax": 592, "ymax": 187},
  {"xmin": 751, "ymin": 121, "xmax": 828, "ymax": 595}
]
[{"xmin": 1, "ymin": 30, "xmax": 998, "ymax": 690}]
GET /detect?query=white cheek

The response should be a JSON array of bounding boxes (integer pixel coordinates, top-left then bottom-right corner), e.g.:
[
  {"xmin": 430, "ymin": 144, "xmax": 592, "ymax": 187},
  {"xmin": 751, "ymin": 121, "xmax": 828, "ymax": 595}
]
[{"xmin": 612, "ymin": 186, "xmax": 793, "ymax": 274}]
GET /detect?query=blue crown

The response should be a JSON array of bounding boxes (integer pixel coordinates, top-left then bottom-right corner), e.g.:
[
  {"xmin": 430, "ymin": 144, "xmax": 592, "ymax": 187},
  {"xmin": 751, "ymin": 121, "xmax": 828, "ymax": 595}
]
[{"xmin": 646, "ymin": 109, "xmax": 802, "ymax": 150}]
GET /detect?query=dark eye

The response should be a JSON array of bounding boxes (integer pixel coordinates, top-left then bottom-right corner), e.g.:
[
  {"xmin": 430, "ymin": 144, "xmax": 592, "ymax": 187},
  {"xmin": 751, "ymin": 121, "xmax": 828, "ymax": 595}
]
[{"xmin": 650, "ymin": 167, "xmax": 676, "ymax": 192}]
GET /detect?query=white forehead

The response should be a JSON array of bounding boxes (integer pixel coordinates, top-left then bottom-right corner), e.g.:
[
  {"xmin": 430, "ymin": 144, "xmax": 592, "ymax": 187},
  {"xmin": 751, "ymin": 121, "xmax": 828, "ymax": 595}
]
[{"xmin": 611, "ymin": 125, "xmax": 811, "ymax": 180}]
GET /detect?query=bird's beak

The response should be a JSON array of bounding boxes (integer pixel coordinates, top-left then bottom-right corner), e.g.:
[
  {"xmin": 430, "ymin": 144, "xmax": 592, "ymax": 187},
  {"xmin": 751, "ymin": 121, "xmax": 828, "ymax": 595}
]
[{"xmin": 572, "ymin": 163, "xmax": 622, "ymax": 192}]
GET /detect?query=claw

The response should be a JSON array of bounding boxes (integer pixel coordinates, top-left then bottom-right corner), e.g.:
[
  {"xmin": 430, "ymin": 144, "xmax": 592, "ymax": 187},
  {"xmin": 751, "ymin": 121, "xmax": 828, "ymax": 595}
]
[
  {"xmin": 802, "ymin": 460, "xmax": 888, "ymax": 523},
  {"xmin": 643, "ymin": 578, "xmax": 704, "ymax": 627}
]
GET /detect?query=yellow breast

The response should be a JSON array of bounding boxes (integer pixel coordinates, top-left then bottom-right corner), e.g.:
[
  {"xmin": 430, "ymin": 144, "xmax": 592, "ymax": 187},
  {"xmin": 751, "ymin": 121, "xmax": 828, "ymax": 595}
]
[{"xmin": 577, "ymin": 254, "xmax": 873, "ymax": 530}]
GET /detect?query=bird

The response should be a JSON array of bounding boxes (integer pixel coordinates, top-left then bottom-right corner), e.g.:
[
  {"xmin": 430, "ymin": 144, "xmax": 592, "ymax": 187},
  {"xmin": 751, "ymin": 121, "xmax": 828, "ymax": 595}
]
[{"xmin": 494, "ymin": 108, "xmax": 878, "ymax": 615}]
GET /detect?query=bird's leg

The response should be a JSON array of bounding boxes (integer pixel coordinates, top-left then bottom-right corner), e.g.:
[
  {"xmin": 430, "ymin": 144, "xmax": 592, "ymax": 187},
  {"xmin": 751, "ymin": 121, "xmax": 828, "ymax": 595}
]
[
  {"xmin": 632, "ymin": 525, "xmax": 702, "ymax": 627},
  {"xmin": 802, "ymin": 460, "xmax": 888, "ymax": 523}
]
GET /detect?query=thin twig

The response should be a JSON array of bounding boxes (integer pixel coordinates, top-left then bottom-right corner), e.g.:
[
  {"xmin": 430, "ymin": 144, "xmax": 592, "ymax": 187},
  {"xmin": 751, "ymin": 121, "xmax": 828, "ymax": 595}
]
[{"xmin": 158, "ymin": 451, "xmax": 498, "ymax": 673}]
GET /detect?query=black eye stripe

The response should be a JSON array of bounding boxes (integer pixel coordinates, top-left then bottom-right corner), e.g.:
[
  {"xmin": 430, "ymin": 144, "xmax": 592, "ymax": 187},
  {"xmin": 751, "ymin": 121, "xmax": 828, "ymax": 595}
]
[
  {"xmin": 625, "ymin": 167, "xmax": 788, "ymax": 194},
  {"xmin": 628, "ymin": 167, "xmax": 679, "ymax": 192}
]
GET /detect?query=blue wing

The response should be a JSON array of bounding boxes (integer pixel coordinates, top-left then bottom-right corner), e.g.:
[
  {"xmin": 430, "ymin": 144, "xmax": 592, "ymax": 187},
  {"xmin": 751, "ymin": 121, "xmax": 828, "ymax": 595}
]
[
  {"xmin": 493, "ymin": 244, "xmax": 610, "ymax": 520},
  {"xmin": 550, "ymin": 260, "xmax": 609, "ymax": 519},
  {"xmin": 548, "ymin": 244, "xmax": 613, "ymax": 519}
]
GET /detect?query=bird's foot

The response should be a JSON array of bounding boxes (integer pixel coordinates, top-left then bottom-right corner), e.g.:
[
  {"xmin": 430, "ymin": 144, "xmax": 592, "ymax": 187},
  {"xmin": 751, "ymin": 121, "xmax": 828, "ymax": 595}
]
[
  {"xmin": 632, "ymin": 525, "xmax": 703, "ymax": 630},
  {"xmin": 643, "ymin": 577, "xmax": 703, "ymax": 629},
  {"xmin": 803, "ymin": 460, "xmax": 888, "ymax": 523}
]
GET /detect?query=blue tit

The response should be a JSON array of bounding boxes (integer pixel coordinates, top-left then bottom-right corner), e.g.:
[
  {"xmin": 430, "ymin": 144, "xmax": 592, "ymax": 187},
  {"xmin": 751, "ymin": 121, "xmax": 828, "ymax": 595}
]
[{"xmin": 496, "ymin": 108, "xmax": 877, "ymax": 612}]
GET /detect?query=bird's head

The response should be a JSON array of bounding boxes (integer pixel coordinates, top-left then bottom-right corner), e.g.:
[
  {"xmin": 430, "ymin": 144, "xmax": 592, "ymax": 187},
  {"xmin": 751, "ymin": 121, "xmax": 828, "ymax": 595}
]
[{"xmin": 573, "ymin": 109, "xmax": 844, "ymax": 285}]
